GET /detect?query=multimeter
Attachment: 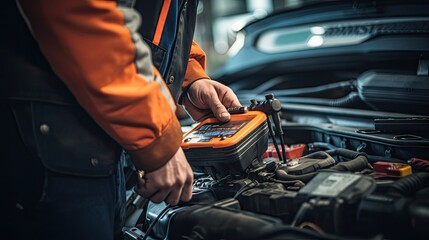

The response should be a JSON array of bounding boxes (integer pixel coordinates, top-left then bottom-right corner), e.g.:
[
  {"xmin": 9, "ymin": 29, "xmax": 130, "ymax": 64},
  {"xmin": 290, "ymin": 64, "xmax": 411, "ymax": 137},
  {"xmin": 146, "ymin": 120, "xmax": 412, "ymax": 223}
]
[{"xmin": 181, "ymin": 111, "xmax": 269, "ymax": 180}]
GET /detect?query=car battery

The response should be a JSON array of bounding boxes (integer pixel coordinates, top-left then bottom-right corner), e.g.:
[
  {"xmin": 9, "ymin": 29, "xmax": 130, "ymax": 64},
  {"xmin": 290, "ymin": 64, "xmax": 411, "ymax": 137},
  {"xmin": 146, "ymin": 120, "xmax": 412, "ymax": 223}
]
[{"xmin": 181, "ymin": 111, "xmax": 269, "ymax": 180}]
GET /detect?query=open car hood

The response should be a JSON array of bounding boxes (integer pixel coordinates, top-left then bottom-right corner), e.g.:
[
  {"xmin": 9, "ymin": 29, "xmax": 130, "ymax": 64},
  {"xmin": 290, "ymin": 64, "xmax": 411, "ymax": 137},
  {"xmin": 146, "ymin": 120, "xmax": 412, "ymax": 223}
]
[{"xmin": 123, "ymin": 1, "xmax": 429, "ymax": 240}]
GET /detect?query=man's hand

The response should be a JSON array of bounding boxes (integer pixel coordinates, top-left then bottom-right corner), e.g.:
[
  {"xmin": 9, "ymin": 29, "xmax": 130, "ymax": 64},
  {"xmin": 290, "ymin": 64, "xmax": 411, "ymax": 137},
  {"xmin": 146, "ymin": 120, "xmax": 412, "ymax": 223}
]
[
  {"xmin": 134, "ymin": 148, "xmax": 193, "ymax": 205},
  {"xmin": 183, "ymin": 79, "xmax": 241, "ymax": 122}
]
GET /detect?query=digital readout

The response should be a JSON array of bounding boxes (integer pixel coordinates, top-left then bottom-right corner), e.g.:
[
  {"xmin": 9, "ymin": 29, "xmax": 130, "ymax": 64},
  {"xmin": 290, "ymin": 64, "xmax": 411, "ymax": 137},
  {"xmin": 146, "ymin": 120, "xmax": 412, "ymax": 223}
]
[{"xmin": 187, "ymin": 120, "xmax": 249, "ymax": 142}]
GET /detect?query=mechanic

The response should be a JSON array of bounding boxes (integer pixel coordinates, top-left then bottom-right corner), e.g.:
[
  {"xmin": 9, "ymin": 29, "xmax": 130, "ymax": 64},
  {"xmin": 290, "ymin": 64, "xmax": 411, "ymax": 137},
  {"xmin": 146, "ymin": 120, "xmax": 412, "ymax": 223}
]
[{"xmin": 0, "ymin": 0, "xmax": 240, "ymax": 239}]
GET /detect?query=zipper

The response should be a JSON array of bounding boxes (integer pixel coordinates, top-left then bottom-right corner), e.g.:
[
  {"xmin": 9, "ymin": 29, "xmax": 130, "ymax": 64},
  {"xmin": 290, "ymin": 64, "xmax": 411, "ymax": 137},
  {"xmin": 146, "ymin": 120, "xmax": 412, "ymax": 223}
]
[{"xmin": 164, "ymin": 0, "xmax": 188, "ymax": 76}]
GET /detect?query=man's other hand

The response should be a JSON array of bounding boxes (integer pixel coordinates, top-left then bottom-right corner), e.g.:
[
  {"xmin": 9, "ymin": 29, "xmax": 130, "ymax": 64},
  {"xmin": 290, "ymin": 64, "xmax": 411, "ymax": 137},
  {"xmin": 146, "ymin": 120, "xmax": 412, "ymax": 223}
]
[{"xmin": 134, "ymin": 148, "xmax": 193, "ymax": 205}]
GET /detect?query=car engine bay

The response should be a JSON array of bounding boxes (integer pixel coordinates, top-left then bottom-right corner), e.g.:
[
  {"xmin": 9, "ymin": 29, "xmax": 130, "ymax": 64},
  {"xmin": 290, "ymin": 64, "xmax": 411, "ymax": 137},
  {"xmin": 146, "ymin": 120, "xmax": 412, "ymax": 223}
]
[
  {"xmin": 122, "ymin": 92, "xmax": 429, "ymax": 240},
  {"xmin": 122, "ymin": 1, "xmax": 429, "ymax": 239}
]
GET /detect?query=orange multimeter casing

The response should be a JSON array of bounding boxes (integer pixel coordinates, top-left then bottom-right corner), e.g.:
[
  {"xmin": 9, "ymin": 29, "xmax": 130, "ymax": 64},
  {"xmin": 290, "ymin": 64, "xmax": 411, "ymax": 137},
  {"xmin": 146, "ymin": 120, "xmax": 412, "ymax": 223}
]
[{"xmin": 181, "ymin": 111, "xmax": 269, "ymax": 179}]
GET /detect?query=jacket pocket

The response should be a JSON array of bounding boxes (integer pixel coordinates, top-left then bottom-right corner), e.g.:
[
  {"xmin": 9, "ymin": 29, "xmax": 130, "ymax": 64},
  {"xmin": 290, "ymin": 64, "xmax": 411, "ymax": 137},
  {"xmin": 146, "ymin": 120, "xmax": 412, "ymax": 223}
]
[
  {"xmin": 143, "ymin": 37, "xmax": 166, "ymax": 71},
  {"xmin": 12, "ymin": 101, "xmax": 121, "ymax": 176}
]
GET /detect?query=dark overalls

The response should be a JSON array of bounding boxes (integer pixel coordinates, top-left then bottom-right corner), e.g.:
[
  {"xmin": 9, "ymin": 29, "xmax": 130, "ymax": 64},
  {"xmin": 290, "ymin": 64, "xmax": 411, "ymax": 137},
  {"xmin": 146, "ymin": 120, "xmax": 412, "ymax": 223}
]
[{"xmin": 0, "ymin": 0, "xmax": 197, "ymax": 239}]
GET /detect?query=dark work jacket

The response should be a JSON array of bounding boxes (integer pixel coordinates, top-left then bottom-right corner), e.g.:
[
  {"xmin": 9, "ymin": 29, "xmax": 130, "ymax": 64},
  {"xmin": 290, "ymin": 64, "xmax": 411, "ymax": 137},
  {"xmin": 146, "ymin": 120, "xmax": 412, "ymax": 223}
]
[{"xmin": 0, "ymin": 0, "xmax": 198, "ymax": 176}]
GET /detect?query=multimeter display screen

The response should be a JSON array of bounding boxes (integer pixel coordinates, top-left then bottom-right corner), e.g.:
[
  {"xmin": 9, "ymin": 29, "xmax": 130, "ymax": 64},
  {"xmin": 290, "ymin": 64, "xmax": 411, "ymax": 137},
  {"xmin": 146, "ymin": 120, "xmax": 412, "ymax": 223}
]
[{"xmin": 185, "ymin": 120, "xmax": 249, "ymax": 143}]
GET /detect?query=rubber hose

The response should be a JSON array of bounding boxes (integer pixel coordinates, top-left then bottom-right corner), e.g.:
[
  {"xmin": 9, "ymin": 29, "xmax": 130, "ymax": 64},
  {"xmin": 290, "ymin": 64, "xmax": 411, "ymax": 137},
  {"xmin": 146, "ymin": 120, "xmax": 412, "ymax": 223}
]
[
  {"xmin": 328, "ymin": 155, "xmax": 369, "ymax": 172},
  {"xmin": 326, "ymin": 148, "xmax": 367, "ymax": 160},
  {"xmin": 388, "ymin": 172, "xmax": 429, "ymax": 197},
  {"xmin": 275, "ymin": 169, "xmax": 318, "ymax": 183}
]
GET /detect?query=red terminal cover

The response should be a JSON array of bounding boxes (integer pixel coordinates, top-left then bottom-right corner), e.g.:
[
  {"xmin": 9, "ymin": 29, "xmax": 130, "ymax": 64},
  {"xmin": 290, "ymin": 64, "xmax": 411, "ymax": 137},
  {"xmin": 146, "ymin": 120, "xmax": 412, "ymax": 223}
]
[
  {"xmin": 408, "ymin": 157, "xmax": 429, "ymax": 171},
  {"xmin": 262, "ymin": 144, "xmax": 307, "ymax": 160},
  {"xmin": 373, "ymin": 161, "xmax": 412, "ymax": 177}
]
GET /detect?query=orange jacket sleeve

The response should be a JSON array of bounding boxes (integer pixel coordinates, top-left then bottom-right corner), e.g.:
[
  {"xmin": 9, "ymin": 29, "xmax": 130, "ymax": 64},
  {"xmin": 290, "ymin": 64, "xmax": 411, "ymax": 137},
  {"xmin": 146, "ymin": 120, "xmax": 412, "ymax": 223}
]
[
  {"xmin": 182, "ymin": 41, "xmax": 210, "ymax": 94},
  {"xmin": 18, "ymin": 0, "xmax": 182, "ymax": 172}
]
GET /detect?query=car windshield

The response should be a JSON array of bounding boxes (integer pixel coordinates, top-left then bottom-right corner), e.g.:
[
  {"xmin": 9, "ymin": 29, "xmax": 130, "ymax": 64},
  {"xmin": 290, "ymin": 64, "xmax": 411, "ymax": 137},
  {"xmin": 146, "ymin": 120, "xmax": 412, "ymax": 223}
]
[
  {"xmin": 194, "ymin": 0, "xmax": 325, "ymax": 75},
  {"xmin": 194, "ymin": 0, "xmax": 425, "ymax": 75}
]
